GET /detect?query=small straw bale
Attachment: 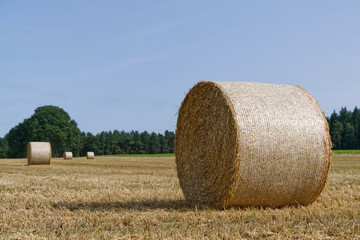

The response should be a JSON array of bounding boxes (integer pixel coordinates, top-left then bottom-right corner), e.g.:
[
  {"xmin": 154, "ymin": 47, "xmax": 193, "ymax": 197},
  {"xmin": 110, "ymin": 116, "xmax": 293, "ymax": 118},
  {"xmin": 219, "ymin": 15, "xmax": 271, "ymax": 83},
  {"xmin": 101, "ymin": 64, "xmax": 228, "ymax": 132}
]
[
  {"xmin": 175, "ymin": 81, "xmax": 332, "ymax": 208},
  {"xmin": 63, "ymin": 152, "xmax": 73, "ymax": 160},
  {"xmin": 27, "ymin": 142, "xmax": 52, "ymax": 165},
  {"xmin": 87, "ymin": 152, "xmax": 95, "ymax": 159}
]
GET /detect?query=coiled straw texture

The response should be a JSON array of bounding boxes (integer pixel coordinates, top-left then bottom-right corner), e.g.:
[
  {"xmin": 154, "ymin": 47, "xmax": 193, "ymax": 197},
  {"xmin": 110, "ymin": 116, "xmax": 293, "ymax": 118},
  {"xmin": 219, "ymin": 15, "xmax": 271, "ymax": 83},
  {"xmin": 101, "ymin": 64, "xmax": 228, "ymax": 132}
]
[
  {"xmin": 87, "ymin": 152, "xmax": 95, "ymax": 159},
  {"xmin": 27, "ymin": 142, "xmax": 52, "ymax": 165},
  {"xmin": 175, "ymin": 81, "xmax": 332, "ymax": 208},
  {"xmin": 63, "ymin": 152, "xmax": 73, "ymax": 160}
]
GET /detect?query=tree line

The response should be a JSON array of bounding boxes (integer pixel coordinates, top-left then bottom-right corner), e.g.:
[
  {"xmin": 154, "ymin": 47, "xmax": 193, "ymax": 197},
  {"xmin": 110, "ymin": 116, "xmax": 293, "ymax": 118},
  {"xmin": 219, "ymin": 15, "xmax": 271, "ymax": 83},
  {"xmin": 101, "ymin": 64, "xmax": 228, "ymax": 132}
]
[
  {"xmin": 0, "ymin": 106, "xmax": 174, "ymax": 158},
  {"xmin": 0, "ymin": 105, "xmax": 359, "ymax": 158},
  {"xmin": 326, "ymin": 107, "xmax": 360, "ymax": 150},
  {"xmin": 79, "ymin": 130, "xmax": 174, "ymax": 156}
]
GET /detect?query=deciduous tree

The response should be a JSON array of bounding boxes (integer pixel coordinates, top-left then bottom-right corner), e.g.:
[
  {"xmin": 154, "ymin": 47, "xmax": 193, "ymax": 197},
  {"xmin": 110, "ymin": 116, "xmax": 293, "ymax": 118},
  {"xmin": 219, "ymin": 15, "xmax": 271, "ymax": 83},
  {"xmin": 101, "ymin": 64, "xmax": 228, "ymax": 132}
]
[{"xmin": 6, "ymin": 105, "xmax": 81, "ymax": 157}]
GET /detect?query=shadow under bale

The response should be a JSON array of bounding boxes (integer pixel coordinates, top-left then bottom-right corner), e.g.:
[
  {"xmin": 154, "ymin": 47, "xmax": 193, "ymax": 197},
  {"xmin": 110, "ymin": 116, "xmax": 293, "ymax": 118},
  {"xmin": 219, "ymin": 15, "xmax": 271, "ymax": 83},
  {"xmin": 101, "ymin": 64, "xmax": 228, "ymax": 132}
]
[
  {"xmin": 52, "ymin": 199, "xmax": 298, "ymax": 212},
  {"xmin": 52, "ymin": 199, "xmax": 196, "ymax": 212}
]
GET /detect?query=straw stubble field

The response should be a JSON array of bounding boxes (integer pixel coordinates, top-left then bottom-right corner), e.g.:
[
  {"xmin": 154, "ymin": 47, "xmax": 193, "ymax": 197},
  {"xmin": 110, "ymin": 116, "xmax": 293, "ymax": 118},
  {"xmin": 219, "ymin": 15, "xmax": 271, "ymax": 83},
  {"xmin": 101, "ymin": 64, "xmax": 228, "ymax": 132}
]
[{"xmin": 0, "ymin": 155, "xmax": 359, "ymax": 239}]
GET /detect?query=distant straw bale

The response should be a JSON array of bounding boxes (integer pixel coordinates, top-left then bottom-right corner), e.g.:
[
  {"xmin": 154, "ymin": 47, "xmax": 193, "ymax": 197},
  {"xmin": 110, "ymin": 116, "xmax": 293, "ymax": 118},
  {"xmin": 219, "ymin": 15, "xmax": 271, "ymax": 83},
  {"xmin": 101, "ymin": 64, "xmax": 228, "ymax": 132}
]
[
  {"xmin": 175, "ymin": 81, "xmax": 332, "ymax": 208},
  {"xmin": 87, "ymin": 152, "xmax": 95, "ymax": 159},
  {"xmin": 63, "ymin": 152, "xmax": 73, "ymax": 160},
  {"xmin": 27, "ymin": 142, "xmax": 52, "ymax": 165}
]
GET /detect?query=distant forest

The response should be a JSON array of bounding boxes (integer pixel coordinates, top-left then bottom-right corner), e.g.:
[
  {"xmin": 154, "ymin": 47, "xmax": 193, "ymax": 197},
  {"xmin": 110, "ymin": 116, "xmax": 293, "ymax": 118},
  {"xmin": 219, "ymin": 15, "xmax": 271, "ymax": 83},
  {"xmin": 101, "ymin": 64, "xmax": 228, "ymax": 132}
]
[
  {"xmin": 0, "ymin": 106, "xmax": 174, "ymax": 158},
  {"xmin": 326, "ymin": 107, "xmax": 360, "ymax": 150},
  {"xmin": 0, "ymin": 105, "xmax": 359, "ymax": 159},
  {"xmin": 0, "ymin": 129, "xmax": 174, "ymax": 159},
  {"xmin": 79, "ymin": 130, "xmax": 174, "ymax": 156}
]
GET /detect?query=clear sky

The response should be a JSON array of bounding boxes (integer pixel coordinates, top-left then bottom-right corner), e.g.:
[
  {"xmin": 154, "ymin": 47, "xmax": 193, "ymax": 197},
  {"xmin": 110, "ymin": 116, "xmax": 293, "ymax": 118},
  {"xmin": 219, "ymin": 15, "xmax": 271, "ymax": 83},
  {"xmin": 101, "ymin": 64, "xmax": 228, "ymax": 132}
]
[{"xmin": 1, "ymin": 1, "xmax": 359, "ymax": 137}]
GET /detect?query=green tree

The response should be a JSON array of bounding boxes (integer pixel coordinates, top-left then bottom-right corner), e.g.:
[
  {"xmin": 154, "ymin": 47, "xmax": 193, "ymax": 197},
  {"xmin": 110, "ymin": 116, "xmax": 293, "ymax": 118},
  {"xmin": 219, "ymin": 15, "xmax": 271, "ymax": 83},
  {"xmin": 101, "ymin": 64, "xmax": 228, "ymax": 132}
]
[
  {"xmin": 0, "ymin": 137, "xmax": 8, "ymax": 158},
  {"xmin": 105, "ymin": 131, "xmax": 115, "ymax": 155},
  {"xmin": 140, "ymin": 131, "xmax": 151, "ymax": 154},
  {"xmin": 342, "ymin": 122, "xmax": 358, "ymax": 149},
  {"xmin": 328, "ymin": 107, "xmax": 360, "ymax": 149},
  {"xmin": 112, "ymin": 130, "xmax": 124, "ymax": 154},
  {"xmin": 129, "ymin": 130, "xmax": 143, "ymax": 154},
  {"xmin": 78, "ymin": 132, "xmax": 87, "ymax": 156},
  {"xmin": 149, "ymin": 132, "xmax": 161, "ymax": 154},
  {"xmin": 84, "ymin": 132, "xmax": 99, "ymax": 155},
  {"xmin": 339, "ymin": 107, "xmax": 352, "ymax": 123},
  {"xmin": 331, "ymin": 120, "xmax": 343, "ymax": 149},
  {"xmin": 6, "ymin": 121, "xmax": 29, "ymax": 157},
  {"xmin": 158, "ymin": 133, "xmax": 169, "ymax": 153},
  {"xmin": 6, "ymin": 105, "xmax": 82, "ymax": 157},
  {"xmin": 119, "ymin": 131, "xmax": 131, "ymax": 154},
  {"xmin": 164, "ymin": 130, "xmax": 175, "ymax": 153},
  {"xmin": 352, "ymin": 107, "xmax": 360, "ymax": 148},
  {"xmin": 98, "ymin": 132, "xmax": 107, "ymax": 155}
]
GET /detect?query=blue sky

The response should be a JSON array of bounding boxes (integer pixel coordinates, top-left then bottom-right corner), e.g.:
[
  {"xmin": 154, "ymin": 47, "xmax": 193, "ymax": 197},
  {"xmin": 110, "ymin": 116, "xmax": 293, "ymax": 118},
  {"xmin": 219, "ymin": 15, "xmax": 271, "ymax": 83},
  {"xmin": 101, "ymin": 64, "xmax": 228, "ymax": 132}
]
[{"xmin": 1, "ymin": 1, "xmax": 359, "ymax": 137}]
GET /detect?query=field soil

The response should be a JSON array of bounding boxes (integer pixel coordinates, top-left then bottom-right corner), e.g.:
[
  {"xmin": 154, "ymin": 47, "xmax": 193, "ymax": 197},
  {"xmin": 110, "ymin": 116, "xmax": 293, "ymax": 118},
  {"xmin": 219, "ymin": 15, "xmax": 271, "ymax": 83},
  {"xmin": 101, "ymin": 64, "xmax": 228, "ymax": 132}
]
[{"xmin": 0, "ymin": 155, "xmax": 359, "ymax": 239}]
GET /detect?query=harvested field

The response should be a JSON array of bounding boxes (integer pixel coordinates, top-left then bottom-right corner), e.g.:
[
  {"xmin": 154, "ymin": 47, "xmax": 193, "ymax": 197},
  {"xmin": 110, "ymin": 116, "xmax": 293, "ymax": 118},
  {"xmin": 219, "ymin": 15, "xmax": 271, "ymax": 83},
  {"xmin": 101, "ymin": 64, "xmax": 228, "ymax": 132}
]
[{"xmin": 0, "ymin": 155, "xmax": 359, "ymax": 239}]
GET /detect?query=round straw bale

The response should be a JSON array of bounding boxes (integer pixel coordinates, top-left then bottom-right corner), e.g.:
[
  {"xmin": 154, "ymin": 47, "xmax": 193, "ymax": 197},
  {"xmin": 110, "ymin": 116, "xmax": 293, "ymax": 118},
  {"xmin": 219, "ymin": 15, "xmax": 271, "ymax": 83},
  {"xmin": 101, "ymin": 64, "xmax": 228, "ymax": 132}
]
[
  {"xmin": 27, "ymin": 142, "xmax": 52, "ymax": 165},
  {"xmin": 87, "ymin": 152, "xmax": 95, "ymax": 159},
  {"xmin": 63, "ymin": 152, "xmax": 73, "ymax": 160},
  {"xmin": 175, "ymin": 81, "xmax": 332, "ymax": 208}
]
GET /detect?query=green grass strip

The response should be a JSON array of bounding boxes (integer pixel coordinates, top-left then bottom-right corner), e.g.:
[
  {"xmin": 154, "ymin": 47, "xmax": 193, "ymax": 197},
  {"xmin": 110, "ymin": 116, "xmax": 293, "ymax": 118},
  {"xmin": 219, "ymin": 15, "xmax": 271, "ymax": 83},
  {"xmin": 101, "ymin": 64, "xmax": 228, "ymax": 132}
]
[{"xmin": 332, "ymin": 149, "xmax": 360, "ymax": 154}]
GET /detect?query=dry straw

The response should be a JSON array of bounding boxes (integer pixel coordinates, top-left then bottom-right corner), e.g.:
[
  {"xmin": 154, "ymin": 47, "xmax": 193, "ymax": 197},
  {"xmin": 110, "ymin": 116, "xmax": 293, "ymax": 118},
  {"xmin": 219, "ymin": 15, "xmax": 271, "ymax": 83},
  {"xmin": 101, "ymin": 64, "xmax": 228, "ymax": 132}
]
[
  {"xmin": 63, "ymin": 152, "xmax": 73, "ymax": 160},
  {"xmin": 87, "ymin": 152, "xmax": 95, "ymax": 159},
  {"xmin": 27, "ymin": 142, "xmax": 52, "ymax": 165},
  {"xmin": 175, "ymin": 81, "xmax": 332, "ymax": 208}
]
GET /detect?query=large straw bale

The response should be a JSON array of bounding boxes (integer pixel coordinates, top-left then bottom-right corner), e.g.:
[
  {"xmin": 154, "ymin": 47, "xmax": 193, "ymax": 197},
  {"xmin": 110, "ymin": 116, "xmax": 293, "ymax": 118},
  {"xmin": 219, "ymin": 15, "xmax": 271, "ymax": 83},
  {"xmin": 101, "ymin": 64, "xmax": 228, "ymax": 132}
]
[
  {"xmin": 27, "ymin": 142, "xmax": 52, "ymax": 165},
  {"xmin": 175, "ymin": 81, "xmax": 332, "ymax": 208},
  {"xmin": 87, "ymin": 152, "xmax": 95, "ymax": 159},
  {"xmin": 63, "ymin": 152, "xmax": 73, "ymax": 160}
]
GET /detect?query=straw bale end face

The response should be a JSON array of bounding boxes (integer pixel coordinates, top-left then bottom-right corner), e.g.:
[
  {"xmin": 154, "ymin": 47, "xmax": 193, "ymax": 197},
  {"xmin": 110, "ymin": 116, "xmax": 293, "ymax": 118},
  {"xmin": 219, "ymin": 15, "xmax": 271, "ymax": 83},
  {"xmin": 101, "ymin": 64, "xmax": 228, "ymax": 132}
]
[
  {"xmin": 175, "ymin": 81, "xmax": 240, "ymax": 208},
  {"xmin": 175, "ymin": 81, "xmax": 332, "ymax": 208},
  {"xmin": 63, "ymin": 152, "xmax": 73, "ymax": 160},
  {"xmin": 87, "ymin": 152, "xmax": 95, "ymax": 159},
  {"xmin": 27, "ymin": 142, "xmax": 52, "ymax": 165}
]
